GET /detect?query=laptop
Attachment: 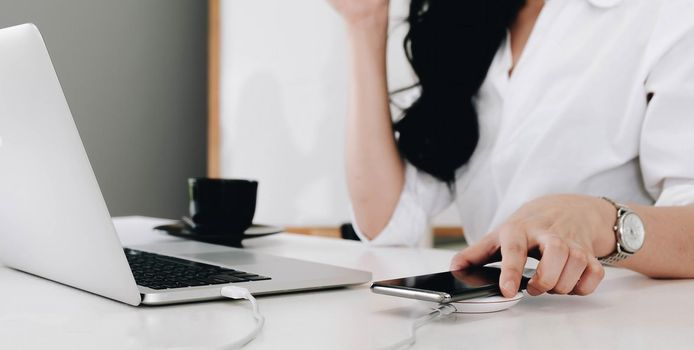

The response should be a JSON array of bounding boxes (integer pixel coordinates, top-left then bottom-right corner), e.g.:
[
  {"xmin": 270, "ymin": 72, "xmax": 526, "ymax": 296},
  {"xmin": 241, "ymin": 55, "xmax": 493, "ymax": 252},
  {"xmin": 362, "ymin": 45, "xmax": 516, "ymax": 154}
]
[{"xmin": 0, "ymin": 23, "xmax": 371, "ymax": 306}]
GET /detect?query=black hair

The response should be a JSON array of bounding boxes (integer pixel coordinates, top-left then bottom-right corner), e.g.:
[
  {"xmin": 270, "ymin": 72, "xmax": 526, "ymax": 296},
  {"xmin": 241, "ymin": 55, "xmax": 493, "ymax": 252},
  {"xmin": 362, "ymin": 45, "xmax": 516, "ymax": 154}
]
[{"xmin": 394, "ymin": 0, "xmax": 525, "ymax": 183}]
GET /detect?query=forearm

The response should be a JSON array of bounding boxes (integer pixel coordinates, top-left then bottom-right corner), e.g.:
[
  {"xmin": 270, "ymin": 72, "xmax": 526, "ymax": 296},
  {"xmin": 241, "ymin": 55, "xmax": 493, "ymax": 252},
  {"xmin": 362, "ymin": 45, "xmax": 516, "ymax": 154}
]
[
  {"xmin": 615, "ymin": 204, "xmax": 694, "ymax": 278},
  {"xmin": 344, "ymin": 13, "xmax": 405, "ymax": 239}
]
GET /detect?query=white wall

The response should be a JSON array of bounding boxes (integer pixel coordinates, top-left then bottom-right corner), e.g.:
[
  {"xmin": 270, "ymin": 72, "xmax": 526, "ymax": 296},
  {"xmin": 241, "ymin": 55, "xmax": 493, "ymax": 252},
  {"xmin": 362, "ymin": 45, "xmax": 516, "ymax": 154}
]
[{"xmin": 220, "ymin": 0, "xmax": 459, "ymax": 227}]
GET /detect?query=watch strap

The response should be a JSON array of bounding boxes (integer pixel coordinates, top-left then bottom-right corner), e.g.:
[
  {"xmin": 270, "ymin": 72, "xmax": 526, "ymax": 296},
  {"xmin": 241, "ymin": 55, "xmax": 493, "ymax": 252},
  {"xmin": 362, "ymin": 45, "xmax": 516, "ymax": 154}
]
[
  {"xmin": 598, "ymin": 250, "xmax": 632, "ymax": 265},
  {"xmin": 598, "ymin": 197, "xmax": 631, "ymax": 266},
  {"xmin": 601, "ymin": 196, "xmax": 628, "ymax": 217}
]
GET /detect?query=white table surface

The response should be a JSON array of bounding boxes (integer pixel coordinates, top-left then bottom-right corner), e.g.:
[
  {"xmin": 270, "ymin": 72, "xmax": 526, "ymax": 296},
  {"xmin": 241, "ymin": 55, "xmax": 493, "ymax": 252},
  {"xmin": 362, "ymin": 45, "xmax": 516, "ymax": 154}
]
[{"xmin": 1, "ymin": 216, "xmax": 693, "ymax": 350}]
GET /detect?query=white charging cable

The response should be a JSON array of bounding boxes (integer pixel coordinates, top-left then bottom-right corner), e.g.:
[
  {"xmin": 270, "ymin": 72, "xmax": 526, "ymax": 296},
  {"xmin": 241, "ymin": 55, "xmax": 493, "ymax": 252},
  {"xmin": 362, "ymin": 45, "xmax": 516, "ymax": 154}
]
[
  {"xmin": 382, "ymin": 303, "xmax": 458, "ymax": 350},
  {"xmin": 219, "ymin": 286, "xmax": 265, "ymax": 349},
  {"xmin": 166, "ymin": 286, "xmax": 264, "ymax": 350}
]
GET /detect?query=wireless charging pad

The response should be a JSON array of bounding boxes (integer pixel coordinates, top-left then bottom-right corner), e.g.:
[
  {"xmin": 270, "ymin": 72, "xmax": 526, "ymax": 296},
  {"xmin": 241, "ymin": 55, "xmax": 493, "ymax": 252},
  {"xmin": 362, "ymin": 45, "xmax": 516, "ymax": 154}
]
[{"xmin": 449, "ymin": 292, "xmax": 524, "ymax": 313}]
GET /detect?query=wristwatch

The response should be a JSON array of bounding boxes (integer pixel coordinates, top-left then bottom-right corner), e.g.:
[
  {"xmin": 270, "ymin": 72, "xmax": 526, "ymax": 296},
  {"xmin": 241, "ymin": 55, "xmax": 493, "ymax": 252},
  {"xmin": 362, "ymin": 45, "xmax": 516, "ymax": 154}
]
[{"xmin": 597, "ymin": 197, "xmax": 646, "ymax": 265}]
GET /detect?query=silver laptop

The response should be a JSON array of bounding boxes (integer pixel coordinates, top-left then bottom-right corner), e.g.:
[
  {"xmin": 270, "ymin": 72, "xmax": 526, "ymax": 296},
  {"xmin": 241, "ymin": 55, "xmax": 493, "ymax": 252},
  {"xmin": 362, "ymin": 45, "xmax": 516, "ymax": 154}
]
[{"xmin": 0, "ymin": 23, "xmax": 371, "ymax": 306}]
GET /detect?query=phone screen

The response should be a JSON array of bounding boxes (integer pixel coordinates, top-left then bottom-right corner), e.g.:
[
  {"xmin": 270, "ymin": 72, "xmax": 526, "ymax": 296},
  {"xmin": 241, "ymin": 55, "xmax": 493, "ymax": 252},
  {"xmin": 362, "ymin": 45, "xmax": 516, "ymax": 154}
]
[{"xmin": 371, "ymin": 266, "xmax": 533, "ymax": 303}]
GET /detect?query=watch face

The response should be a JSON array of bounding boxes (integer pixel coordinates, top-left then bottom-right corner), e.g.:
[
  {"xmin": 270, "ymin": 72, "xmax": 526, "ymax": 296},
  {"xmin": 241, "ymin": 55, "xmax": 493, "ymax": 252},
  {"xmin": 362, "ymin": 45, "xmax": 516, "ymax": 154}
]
[{"xmin": 619, "ymin": 213, "xmax": 645, "ymax": 253}]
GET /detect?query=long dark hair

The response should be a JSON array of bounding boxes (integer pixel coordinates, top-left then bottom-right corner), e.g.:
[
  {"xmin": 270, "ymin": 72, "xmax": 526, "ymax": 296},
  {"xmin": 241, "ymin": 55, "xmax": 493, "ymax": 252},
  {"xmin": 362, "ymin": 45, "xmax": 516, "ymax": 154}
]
[{"xmin": 394, "ymin": 0, "xmax": 525, "ymax": 182}]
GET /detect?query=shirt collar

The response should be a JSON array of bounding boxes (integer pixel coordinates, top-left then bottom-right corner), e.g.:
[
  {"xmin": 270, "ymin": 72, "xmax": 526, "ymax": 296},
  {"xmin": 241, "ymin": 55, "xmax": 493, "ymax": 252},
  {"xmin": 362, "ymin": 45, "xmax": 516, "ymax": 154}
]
[
  {"xmin": 586, "ymin": 0, "xmax": 624, "ymax": 8},
  {"xmin": 545, "ymin": 0, "xmax": 624, "ymax": 9}
]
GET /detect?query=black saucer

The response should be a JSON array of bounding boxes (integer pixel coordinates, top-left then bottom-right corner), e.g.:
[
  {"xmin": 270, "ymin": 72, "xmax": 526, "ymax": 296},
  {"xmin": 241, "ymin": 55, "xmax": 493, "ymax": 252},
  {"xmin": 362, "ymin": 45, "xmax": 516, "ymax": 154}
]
[{"xmin": 154, "ymin": 221, "xmax": 283, "ymax": 248}]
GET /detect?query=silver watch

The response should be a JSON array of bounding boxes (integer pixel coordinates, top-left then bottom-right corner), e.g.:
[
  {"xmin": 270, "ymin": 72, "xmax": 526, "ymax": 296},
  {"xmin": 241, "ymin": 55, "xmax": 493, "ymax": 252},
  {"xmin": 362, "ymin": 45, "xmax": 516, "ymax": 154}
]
[{"xmin": 597, "ymin": 197, "xmax": 646, "ymax": 265}]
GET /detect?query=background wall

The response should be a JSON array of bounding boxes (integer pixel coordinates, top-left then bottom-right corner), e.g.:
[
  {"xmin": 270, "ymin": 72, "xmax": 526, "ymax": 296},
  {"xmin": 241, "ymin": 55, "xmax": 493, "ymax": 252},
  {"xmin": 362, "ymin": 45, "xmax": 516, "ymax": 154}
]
[
  {"xmin": 0, "ymin": 0, "xmax": 208, "ymax": 219},
  {"xmin": 219, "ymin": 0, "xmax": 459, "ymax": 228}
]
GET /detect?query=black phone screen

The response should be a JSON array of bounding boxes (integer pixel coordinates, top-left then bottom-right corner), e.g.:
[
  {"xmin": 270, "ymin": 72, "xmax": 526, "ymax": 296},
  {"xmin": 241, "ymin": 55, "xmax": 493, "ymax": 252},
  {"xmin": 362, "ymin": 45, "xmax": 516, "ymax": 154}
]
[{"xmin": 372, "ymin": 266, "xmax": 531, "ymax": 301}]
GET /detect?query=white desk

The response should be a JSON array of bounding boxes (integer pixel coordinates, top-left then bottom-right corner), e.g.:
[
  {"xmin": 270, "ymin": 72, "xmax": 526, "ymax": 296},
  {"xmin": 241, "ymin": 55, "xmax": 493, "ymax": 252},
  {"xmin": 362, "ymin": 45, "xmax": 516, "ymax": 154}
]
[{"xmin": 1, "ymin": 217, "xmax": 693, "ymax": 349}]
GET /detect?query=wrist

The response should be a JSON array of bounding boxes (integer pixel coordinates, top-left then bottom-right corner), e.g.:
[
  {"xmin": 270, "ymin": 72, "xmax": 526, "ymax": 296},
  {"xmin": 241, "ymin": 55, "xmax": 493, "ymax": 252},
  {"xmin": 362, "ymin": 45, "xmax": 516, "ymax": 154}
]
[
  {"xmin": 345, "ymin": 18, "xmax": 389, "ymax": 58},
  {"xmin": 343, "ymin": 8, "xmax": 389, "ymax": 34}
]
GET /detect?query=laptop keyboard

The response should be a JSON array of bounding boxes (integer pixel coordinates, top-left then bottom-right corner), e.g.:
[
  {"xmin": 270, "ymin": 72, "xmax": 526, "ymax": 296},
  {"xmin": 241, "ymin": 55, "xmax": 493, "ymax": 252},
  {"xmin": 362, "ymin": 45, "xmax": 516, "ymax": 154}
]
[{"xmin": 124, "ymin": 248, "xmax": 271, "ymax": 290}]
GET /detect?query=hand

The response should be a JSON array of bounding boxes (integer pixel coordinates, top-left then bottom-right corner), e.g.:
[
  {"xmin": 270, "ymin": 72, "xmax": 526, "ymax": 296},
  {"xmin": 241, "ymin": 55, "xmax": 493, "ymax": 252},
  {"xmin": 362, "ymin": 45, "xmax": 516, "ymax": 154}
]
[
  {"xmin": 326, "ymin": 0, "xmax": 389, "ymax": 26},
  {"xmin": 451, "ymin": 194, "xmax": 617, "ymax": 297}
]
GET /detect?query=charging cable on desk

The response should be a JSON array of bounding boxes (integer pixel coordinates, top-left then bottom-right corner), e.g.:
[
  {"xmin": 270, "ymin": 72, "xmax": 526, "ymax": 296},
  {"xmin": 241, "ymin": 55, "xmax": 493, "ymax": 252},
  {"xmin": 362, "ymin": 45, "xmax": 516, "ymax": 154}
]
[
  {"xmin": 219, "ymin": 286, "xmax": 265, "ymax": 349},
  {"xmin": 168, "ymin": 286, "xmax": 264, "ymax": 350},
  {"xmin": 382, "ymin": 303, "xmax": 457, "ymax": 350}
]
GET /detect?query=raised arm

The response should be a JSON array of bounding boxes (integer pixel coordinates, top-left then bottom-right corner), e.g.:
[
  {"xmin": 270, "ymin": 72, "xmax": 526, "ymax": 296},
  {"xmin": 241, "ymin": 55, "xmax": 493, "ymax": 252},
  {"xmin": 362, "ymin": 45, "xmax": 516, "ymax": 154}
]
[{"xmin": 328, "ymin": 0, "xmax": 405, "ymax": 239}]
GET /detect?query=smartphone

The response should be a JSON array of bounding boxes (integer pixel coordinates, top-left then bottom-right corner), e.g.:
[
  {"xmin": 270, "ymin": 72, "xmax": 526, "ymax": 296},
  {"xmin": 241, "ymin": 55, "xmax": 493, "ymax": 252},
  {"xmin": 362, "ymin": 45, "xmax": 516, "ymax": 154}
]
[{"xmin": 371, "ymin": 266, "xmax": 534, "ymax": 303}]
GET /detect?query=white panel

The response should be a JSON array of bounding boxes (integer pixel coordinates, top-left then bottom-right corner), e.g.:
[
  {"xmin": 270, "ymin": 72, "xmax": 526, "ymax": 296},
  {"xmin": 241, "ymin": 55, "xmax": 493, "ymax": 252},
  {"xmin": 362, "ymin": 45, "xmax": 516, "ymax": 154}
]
[{"xmin": 220, "ymin": 0, "xmax": 459, "ymax": 227}]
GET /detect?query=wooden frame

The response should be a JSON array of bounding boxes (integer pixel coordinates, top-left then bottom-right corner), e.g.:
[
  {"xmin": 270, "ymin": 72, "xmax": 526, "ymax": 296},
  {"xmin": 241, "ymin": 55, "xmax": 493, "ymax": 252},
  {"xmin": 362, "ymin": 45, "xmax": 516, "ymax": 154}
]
[
  {"xmin": 288, "ymin": 226, "xmax": 465, "ymax": 241},
  {"xmin": 208, "ymin": 0, "xmax": 221, "ymax": 177}
]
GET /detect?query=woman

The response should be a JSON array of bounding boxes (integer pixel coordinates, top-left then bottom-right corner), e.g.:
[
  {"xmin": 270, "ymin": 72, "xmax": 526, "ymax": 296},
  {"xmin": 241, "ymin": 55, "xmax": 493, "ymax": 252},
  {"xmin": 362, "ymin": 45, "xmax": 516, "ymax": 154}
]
[{"xmin": 328, "ymin": 0, "xmax": 694, "ymax": 299}]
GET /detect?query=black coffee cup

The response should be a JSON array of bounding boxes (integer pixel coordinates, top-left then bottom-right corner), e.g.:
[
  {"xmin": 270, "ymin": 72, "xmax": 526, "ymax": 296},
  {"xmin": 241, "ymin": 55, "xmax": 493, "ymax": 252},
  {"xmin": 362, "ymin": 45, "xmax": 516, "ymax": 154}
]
[{"xmin": 187, "ymin": 178, "xmax": 258, "ymax": 235}]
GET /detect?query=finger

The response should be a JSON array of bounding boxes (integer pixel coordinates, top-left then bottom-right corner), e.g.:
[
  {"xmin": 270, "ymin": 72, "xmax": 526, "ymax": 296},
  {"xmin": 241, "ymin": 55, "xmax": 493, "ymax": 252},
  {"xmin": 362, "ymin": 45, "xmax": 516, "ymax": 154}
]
[
  {"xmin": 550, "ymin": 245, "xmax": 589, "ymax": 295},
  {"xmin": 526, "ymin": 233, "xmax": 569, "ymax": 296},
  {"xmin": 572, "ymin": 257, "xmax": 605, "ymax": 296},
  {"xmin": 449, "ymin": 232, "xmax": 499, "ymax": 271},
  {"xmin": 498, "ymin": 225, "xmax": 529, "ymax": 298}
]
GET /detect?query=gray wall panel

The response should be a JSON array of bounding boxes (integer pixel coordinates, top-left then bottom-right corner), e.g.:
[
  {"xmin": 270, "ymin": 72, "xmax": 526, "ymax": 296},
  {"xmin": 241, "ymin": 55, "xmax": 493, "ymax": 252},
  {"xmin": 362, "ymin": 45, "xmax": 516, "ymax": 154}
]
[{"xmin": 0, "ymin": 0, "xmax": 208, "ymax": 219}]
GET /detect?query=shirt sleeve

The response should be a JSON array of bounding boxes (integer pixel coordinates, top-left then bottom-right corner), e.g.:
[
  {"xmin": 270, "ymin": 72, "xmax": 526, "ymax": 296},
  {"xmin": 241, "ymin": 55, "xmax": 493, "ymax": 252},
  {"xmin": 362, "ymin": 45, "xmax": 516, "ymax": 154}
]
[
  {"xmin": 641, "ymin": 16, "xmax": 694, "ymax": 206},
  {"xmin": 350, "ymin": 161, "xmax": 455, "ymax": 247}
]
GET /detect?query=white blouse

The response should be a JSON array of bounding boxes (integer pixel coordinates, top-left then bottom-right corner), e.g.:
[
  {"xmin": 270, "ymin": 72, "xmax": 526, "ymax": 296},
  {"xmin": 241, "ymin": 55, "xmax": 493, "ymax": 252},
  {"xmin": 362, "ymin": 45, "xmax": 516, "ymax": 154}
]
[{"xmin": 352, "ymin": 0, "xmax": 694, "ymax": 246}]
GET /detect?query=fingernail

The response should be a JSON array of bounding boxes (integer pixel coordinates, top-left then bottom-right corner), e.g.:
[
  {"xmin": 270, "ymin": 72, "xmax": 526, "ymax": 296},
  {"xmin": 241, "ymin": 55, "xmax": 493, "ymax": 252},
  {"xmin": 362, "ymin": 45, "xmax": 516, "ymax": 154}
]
[
  {"xmin": 503, "ymin": 281, "xmax": 516, "ymax": 295},
  {"xmin": 527, "ymin": 284, "xmax": 540, "ymax": 296}
]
